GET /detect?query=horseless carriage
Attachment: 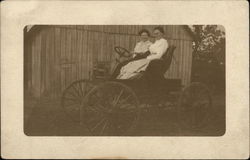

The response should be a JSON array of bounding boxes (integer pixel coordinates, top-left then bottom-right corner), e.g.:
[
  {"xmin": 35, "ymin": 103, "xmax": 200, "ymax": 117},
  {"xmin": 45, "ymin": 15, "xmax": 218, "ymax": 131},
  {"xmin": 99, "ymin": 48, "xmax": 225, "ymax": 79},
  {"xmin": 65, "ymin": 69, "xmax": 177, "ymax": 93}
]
[{"xmin": 61, "ymin": 45, "xmax": 213, "ymax": 135}]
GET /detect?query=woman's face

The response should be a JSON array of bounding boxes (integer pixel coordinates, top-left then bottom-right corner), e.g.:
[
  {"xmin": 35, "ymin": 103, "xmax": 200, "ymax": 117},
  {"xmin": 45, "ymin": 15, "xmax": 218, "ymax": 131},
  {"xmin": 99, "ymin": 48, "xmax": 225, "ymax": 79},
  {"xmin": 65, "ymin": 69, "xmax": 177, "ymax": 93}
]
[
  {"xmin": 140, "ymin": 32, "xmax": 149, "ymax": 42},
  {"xmin": 153, "ymin": 29, "xmax": 163, "ymax": 40}
]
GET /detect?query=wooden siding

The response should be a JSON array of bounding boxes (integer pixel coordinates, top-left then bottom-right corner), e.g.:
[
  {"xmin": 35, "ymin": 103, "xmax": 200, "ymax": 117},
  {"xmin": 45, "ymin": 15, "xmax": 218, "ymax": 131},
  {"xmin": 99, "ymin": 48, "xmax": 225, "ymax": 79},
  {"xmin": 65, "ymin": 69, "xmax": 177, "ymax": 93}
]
[{"xmin": 25, "ymin": 25, "xmax": 193, "ymax": 98}]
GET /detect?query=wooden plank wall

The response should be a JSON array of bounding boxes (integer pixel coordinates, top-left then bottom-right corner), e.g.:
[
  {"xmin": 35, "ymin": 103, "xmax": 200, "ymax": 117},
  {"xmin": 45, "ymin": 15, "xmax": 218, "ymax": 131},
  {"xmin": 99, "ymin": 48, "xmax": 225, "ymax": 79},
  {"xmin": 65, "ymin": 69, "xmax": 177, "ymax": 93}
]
[{"xmin": 25, "ymin": 25, "xmax": 193, "ymax": 98}]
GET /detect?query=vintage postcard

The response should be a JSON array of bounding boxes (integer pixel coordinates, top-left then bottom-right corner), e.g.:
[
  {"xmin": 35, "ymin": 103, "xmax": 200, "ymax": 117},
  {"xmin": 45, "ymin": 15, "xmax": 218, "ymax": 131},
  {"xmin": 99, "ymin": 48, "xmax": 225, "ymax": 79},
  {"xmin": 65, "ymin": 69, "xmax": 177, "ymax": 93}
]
[{"xmin": 1, "ymin": 0, "xmax": 249, "ymax": 159}]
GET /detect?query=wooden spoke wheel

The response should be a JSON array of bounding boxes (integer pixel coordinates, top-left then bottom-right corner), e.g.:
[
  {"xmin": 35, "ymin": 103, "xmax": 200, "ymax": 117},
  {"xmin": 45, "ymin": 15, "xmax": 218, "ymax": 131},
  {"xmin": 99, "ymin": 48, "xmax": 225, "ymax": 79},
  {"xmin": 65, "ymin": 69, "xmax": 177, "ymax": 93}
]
[
  {"xmin": 61, "ymin": 80, "xmax": 95, "ymax": 122},
  {"xmin": 81, "ymin": 81, "xmax": 140, "ymax": 136},
  {"xmin": 178, "ymin": 82, "xmax": 212, "ymax": 130}
]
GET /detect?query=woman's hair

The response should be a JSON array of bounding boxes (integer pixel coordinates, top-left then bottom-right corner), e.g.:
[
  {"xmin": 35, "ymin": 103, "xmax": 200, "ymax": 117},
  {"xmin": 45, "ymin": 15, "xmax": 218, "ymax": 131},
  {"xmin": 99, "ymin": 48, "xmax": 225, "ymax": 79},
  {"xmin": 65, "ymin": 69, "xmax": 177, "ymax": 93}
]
[
  {"xmin": 154, "ymin": 26, "xmax": 165, "ymax": 34},
  {"xmin": 138, "ymin": 29, "xmax": 150, "ymax": 36}
]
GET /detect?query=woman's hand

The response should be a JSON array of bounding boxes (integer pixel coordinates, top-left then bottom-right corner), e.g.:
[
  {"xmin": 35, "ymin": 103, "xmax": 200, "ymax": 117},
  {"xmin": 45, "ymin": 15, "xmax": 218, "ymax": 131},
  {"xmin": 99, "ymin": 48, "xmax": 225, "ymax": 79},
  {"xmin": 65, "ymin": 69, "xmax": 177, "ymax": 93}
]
[{"xmin": 130, "ymin": 51, "xmax": 137, "ymax": 58}]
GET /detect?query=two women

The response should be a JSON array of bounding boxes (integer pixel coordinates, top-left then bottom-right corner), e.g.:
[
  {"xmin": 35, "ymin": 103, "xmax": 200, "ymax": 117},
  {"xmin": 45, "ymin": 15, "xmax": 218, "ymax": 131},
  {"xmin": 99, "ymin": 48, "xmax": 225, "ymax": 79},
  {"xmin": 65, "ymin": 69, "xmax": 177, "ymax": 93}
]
[
  {"xmin": 111, "ymin": 29, "xmax": 153, "ymax": 79},
  {"xmin": 116, "ymin": 27, "xmax": 169, "ymax": 79}
]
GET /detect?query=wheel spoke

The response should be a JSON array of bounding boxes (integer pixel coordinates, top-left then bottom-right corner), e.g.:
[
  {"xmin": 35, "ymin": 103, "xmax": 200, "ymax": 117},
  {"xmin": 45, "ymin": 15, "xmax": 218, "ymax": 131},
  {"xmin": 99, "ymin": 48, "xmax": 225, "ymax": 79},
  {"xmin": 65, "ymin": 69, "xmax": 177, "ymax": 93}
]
[
  {"xmin": 72, "ymin": 84, "xmax": 82, "ymax": 98},
  {"xmin": 119, "ymin": 95, "xmax": 132, "ymax": 104},
  {"xmin": 90, "ymin": 117, "xmax": 107, "ymax": 132},
  {"xmin": 85, "ymin": 103, "xmax": 106, "ymax": 112},
  {"xmin": 63, "ymin": 96, "xmax": 79, "ymax": 102},
  {"xmin": 93, "ymin": 90, "xmax": 108, "ymax": 101},
  {"xmin": 94, "ymin": 94, "xmax": 110, "ymax": 109},
  {"xmin": 99, "ymin": 119, "xmax": 109, "ymax": 135},
  {"xmin": 113, "ymin": 116, "xmax": 135, "ymax": 132},
  {"xmin": 113, "ymin": 89, "xmax": 124, "ymax": 106},
  {"xmin": 78, "ymin": 81, "xmax": 85, "ymax": 98},
  {"xmin": 90, "ymin": 92, "xmax": 101, "ymax": 101},
  {"xmin": 65, "ymin": 90, "xmax": 79, "ymax": 99},
  {"xmin": 84, "ymin": 83, "xmax": 92, "ymax": 95},
  {"xmin": 63, "ymin": 101, "xmax": 80, "ymax": 108},
  {"xmin": 64, "ymin": 102, "xmax": 80, "ymax": 108},
  {"xmin": 85, "ymin": 112, "xmax": 105, "ymax": 124},
  {"xmin": 86, "ymin": 92, "xmax": 111, "ymax": 111},
  {"xmin": 84, "ymin": 105, "xmax": 99, "ymax": 113}
]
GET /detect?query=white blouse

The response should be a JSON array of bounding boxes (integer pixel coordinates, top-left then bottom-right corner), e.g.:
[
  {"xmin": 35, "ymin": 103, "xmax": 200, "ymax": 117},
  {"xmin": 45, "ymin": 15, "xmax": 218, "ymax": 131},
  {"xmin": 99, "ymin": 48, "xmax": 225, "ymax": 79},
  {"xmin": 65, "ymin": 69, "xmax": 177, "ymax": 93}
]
[
  {"xmin": 147, "ymin": 38, "xmax": 168, "ymax": 60},
  {"xmin": 133, "ymin": 40, "xmax": 152, "ymax": 54}
]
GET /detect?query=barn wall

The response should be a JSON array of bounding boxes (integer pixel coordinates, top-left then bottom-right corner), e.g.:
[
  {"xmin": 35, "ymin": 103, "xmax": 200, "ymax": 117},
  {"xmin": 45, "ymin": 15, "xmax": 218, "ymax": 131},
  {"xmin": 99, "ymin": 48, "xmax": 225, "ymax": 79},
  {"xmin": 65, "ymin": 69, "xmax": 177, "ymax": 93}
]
[{"xmin": 25, "ymin": 25, "xmax": 193, "ymax": 98}]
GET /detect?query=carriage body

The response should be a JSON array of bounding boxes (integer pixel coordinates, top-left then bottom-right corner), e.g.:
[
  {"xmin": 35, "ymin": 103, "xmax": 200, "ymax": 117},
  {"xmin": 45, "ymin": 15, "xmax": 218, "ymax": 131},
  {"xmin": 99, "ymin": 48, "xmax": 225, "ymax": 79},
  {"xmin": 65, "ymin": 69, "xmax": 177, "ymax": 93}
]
[
  {"xmin": 61, "ymin": 45, "xmax": 212, "ymax": 136},
  {"xmin": 113, "ymin": 78, "xmax": 181, "ymax": 104}
]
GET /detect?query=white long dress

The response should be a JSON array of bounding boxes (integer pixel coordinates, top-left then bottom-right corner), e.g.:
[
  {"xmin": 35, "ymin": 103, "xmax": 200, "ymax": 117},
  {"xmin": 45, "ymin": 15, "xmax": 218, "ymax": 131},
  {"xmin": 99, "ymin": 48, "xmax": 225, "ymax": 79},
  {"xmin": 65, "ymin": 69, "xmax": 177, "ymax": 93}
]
[{"xmin": 117, "ymin": 38, "xmax": 168, "ymax": 79}]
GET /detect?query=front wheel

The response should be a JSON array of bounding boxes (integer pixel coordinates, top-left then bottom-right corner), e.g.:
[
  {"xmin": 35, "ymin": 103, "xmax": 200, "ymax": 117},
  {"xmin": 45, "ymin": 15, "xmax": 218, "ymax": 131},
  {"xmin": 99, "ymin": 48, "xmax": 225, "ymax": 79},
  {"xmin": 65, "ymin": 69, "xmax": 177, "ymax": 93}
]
[{"xmin": 81, "ymin": 81, "xmax": 140, "ymax": 136}]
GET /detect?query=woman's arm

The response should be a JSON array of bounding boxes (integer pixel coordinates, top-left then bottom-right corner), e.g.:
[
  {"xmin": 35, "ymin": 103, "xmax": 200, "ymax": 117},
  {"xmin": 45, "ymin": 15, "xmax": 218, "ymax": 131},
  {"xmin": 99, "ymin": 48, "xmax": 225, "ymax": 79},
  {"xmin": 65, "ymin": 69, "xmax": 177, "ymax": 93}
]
[{"xmin": 133, "ymin": 42, "xmax": 141, "ymax": 57}]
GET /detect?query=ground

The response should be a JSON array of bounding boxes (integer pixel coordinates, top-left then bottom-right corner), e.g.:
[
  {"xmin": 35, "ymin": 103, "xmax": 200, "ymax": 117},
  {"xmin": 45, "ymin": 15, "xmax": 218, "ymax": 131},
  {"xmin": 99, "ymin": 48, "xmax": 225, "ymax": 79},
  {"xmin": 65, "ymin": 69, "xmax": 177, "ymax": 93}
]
[{"xmin": 24, "ymin": 91, "xmax": 225, "ymax": 136}]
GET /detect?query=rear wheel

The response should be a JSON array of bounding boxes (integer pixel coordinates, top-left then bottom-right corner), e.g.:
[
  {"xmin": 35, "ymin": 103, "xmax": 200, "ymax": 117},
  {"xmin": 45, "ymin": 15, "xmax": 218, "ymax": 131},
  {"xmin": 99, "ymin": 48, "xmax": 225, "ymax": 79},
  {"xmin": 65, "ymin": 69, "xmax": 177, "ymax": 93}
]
[
  {"xmin": 61, "ymin": 80, "xmax": 95, "ymax": 122},
  {"xmin": 81, "ymin": 81, "xmax": 140, "ymax": 136},
  {"xmin": 178, "ymin": 82, "xmax": 212, "ymax": 130}
]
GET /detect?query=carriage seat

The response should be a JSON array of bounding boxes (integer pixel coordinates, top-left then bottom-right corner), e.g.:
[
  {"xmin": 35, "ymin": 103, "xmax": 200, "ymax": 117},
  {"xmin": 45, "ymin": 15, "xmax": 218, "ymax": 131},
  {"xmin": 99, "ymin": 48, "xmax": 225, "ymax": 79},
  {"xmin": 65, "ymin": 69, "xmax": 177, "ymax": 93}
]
[{"xmin": 144, "ymin": 45, "xmax": 176, "ymax": 79}]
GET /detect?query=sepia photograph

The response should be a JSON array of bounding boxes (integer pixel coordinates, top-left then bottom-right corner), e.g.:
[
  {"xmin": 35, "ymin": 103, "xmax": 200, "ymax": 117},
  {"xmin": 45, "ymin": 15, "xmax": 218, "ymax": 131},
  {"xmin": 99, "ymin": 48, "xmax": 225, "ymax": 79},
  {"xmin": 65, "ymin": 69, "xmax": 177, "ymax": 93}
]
[
  {"xmin": 24, "ymin": 25, "xmax": 226, "ymax": 136},
  {"xmin": 1, "ymin": 0, "xmax": 248, "ymax": 159}
]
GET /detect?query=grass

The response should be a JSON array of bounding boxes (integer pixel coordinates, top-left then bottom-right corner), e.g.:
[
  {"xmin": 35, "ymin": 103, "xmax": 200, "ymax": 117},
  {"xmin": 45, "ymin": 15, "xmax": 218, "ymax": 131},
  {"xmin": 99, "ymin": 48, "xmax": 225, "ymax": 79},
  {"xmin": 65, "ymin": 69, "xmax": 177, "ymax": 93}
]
[{"xmin": 24, "ymin": 91, "xmax": 225, "ymax": 136}]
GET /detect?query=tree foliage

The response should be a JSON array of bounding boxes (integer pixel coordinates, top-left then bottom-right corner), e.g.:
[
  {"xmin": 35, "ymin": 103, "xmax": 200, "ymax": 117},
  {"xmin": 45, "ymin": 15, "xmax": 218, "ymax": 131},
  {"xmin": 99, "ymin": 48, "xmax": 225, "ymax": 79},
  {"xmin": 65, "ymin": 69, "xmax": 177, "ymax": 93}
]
[
  {"xmin": 191, "ymin": 25, "xmax": 225, "ymax": 64},
  {"xmin": 190, "ymin": 25, "xmax": 225, "ymax": 92}
]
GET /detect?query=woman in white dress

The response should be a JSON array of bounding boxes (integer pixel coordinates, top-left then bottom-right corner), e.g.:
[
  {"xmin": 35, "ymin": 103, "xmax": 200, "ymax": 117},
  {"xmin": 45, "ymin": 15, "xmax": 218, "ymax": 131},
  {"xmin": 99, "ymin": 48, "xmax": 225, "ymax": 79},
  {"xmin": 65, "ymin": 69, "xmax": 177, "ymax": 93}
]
[
  {"xmin": 117, "ymin": 26, "xmax": 169, "ymax": 79},
  {"xmin": 131, "ymin": 29, "xmax": 153, "ymax": 59},
  {"xmin": 111, "ymin": 29, "xmax": 152, "ymax": 79}
]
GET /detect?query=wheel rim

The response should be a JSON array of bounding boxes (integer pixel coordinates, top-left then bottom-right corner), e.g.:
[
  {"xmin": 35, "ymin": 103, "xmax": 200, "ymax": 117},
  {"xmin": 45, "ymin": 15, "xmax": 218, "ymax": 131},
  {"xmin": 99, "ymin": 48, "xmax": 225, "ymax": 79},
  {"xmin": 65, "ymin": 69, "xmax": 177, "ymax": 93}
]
[
  {"xmin": 61, "ymin": 80, "xmax": 95, "ymax": 122},
  {"xmin": 82, "ymin": 82, "xmax": 139, "ymax": 136},
  {"xmin": 114, "ymin": 46, "xmax": 131, "ymax": 58},
  {"xmin": 178, "ymin": 83, "xmax": 212, "ymax": 129}
]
